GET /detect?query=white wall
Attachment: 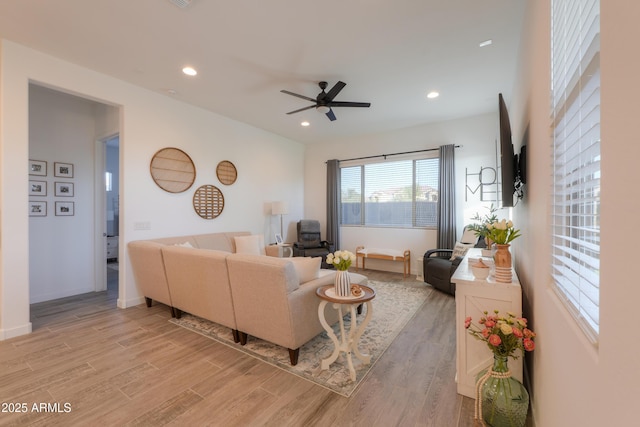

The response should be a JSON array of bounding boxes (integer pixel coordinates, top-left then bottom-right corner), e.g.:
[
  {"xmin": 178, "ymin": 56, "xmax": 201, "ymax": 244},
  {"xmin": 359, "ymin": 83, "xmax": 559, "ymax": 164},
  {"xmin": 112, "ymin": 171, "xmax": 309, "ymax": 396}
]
[
  {"xmin": 28, "ymin": 85, "xmax": 98, "ymax": 303},
  {"xmin": 0, "ymin": 40, "xmax": 305, "ymax": 338},
  {"xmin": 304, "ymin": 113, "xmax": 502, "ymax": 275},
  {"xmin": 510, "ymin": 1, "xmax": 640, "ymax": 425}
]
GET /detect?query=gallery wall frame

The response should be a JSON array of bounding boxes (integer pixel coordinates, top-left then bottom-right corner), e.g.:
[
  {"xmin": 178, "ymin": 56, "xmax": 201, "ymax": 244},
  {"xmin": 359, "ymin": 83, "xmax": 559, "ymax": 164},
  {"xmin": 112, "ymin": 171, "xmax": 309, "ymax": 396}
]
[
  {"xmin": 55, "ymin": 201, "xmax": 74, "ymax": 216},
  {"xmin": 29, "ymin": 159, "xmax": 47, "ymax": 176},
  {"xmin": 29, "ymin": 180, "xmax": 47, "ymax": 196},
  {"xmin": 29, "ymin": 201, "xmax": 47, "ymax": 217},
  {"xmin": 54, "ymin": 182, "xmax": 74, "ymax": 197},
  {"xmin": 54, "ymin": 162, "xmax": 74, "ymax": 178}
]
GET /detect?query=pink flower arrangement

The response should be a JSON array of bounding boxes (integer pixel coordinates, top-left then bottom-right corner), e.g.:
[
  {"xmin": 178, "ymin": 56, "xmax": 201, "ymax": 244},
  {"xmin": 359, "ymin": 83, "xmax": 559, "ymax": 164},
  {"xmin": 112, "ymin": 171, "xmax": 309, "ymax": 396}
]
[{"xmin": 465, "ymin": 310, "xmax": 536, "ymax": 359}]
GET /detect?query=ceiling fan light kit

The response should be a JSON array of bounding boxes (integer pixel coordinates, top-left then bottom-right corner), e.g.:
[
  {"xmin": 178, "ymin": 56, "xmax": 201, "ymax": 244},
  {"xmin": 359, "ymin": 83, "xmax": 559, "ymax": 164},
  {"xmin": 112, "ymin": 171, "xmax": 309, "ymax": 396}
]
[{"xmin": 281, "ymin": 81, "xmax": 370, "ymax": 122}]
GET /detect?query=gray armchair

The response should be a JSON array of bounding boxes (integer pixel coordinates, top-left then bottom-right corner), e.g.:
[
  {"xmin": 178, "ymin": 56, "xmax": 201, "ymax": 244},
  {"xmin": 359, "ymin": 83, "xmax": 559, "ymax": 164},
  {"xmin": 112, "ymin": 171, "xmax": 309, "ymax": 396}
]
[
  {"xmin": 293, "ymin": 220, "xmax": 335, "ymax": 268},
  {"xmin": 423, "ymin": 227, "xmax": 484, "ymax": 295}
]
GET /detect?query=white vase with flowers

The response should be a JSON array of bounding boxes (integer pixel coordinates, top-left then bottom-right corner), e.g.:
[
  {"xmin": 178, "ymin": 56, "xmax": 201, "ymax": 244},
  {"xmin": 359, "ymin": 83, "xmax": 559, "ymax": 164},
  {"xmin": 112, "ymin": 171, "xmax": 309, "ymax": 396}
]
[{"xmin": 326, "ymin": 250, "xmax": 356, "ymax": 297}]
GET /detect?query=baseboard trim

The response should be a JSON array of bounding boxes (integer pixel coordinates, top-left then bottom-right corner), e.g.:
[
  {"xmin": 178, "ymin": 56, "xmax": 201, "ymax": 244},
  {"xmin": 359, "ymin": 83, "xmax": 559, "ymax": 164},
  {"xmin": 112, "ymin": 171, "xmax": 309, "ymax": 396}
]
[
  {"xmin": 30, "ymin": 286, "xmax": 94, "ymax": 304},
  {"xmin": 0, "ymin": 322, "xmax": 33, "ymax": 340},
  {"xmin": 117, "ymin": 296, "xmax": 145, "ymax": 309}
]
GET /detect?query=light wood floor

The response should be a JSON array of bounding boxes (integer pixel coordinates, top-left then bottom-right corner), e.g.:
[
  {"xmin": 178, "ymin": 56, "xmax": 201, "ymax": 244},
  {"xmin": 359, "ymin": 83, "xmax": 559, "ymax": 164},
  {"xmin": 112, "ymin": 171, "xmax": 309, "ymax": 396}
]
[{"xmin": 0, "ymin": 267, "xmax": 481, "ymax": 426}]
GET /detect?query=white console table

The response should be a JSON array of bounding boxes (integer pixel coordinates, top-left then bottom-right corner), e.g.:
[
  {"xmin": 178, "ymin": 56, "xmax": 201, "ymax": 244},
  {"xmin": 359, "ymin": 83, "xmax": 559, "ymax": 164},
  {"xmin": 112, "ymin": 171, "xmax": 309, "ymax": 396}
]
[{"xmin": 451, "ymin": 248, "xmax": 523, "ymax": 398}]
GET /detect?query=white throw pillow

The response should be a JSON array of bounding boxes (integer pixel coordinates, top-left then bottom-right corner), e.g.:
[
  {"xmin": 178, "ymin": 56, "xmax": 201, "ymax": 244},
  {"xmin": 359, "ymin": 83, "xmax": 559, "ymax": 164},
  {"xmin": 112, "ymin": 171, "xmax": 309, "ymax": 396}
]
[
  {"xmin": 460, "ymin": 228, "xmax": 478, "ymax": 244},
  {"xmin": 290, "ymin": 257, "xmax": 321, "ymax": 283},
  {"xmin": 234, "ymin": 235, "xmax": 266, "ymax": 255},
  {"xmin": 450, "ymin": 242, "xmax": 473, "ymax": 261},
  {"xmin": 174, "ymin": 241, "xmax": 194, "ymax": 248}
]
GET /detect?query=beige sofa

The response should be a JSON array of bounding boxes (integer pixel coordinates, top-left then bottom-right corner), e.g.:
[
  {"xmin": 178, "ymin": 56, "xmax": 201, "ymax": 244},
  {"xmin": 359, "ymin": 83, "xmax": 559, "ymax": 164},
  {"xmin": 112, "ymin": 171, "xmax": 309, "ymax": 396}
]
[
  {"xmin": 128, "ymin": 232, "xmax": 367, "ymax": 365},
  {"xmin": 161, "ymin": 245, "xmax": 241, "ymax": 342},
  {"xmin": 226, "ymin": 253, "xmax": 367, "ymax": 365},
  {"xmin": 127, "ymin": 232, "xmax": 253, "ymax": 319}
]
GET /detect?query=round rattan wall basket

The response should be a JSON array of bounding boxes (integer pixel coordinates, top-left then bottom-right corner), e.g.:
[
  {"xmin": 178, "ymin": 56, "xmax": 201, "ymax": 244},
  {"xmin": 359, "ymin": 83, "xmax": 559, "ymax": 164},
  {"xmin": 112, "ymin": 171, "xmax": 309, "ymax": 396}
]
[
  {"xmin": 216, "ymin": 160, "xmax": 237, "ymax": 185},
  {"xmin": 149, "ymin": 147, "xmax": 196, "ymax": 193},
  {"xmin": 193, "ymin": 184, "xmax": 225, "ymax": 219}
]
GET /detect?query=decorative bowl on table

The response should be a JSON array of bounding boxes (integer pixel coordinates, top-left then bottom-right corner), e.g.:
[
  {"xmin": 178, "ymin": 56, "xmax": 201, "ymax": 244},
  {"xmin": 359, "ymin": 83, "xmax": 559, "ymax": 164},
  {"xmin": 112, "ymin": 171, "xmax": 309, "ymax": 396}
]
[
  {"xmin": 471, "ymin": 259, "xmax": 490, "ymax": 280},
  {"xmin": 481, "ymin": 248, "xmax": 494, "ymax": 257}
]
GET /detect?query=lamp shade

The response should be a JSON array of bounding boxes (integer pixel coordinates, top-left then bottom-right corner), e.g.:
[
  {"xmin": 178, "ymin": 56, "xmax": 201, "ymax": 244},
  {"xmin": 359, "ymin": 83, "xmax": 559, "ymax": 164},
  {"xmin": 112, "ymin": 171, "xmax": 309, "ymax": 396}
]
[{"xmin": 272, "ymin": 201, "xmax": 289, "ymax": 215}]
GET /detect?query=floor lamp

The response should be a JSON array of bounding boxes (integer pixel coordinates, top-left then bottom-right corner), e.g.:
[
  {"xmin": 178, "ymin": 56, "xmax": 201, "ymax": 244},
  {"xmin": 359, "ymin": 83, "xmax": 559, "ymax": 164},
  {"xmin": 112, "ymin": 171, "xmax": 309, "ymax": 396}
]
[{"xmin": 271, "ymin": 201, "xmax": 289, "ymax": 243}]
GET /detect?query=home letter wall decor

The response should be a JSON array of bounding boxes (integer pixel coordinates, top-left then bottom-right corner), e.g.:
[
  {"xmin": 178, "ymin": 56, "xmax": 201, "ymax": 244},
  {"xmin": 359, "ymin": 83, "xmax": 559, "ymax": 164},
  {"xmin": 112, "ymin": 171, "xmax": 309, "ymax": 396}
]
[{"xmin": 465, "ymin": 166, "xmax": 498, "ymax": 202}]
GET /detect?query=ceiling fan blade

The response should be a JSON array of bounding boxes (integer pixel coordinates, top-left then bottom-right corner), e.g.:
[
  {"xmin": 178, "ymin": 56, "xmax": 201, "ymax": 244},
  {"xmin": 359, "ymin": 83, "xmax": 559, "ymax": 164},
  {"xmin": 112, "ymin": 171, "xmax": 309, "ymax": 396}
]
[
  {"xmin": 326, "ymin": 108, "xmax": 337, "ymax": 121},
  {"xmin": 329, "ymin": 101, "xmax": 371, "ymax": 108},
  {"xmin": 286, "ymin": 105, "xmax": 316, "ymax": 115},
  {"xmin": 280, "ymin": 90, "xmax": 316, "ymax": 103},
  {"xmin": 324, "ymin": 81, "xmax": 346, "ymax": 102}
]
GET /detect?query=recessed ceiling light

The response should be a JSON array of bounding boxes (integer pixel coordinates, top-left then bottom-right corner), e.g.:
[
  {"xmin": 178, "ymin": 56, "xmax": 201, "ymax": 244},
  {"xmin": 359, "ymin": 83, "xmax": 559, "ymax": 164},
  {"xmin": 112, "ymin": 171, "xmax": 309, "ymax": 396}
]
[
  {"xmin": 182, "ymin": 66, "xmax": 197, "ymax": 76},
  {"xmin": 427, "ymin": 91, "xmax": 440, "ymax": 99},
  {"xmin": 479, "ymin": 39, "xmax": 493, "ymax": 47},
  {"xmin": 301, "ymin": 121, "xmax": 310, "ymax": 127}
]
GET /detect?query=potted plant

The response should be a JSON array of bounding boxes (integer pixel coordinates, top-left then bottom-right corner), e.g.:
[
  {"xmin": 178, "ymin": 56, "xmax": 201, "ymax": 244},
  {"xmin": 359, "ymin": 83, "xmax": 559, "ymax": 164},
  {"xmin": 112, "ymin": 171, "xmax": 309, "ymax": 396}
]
[
  {"xmin": 488, "ymin": 218, "xmax": 521, "ymax": 280},
  {"xmin": 468, "ymin": 204, "xmax": 499, "ymax": 255}
]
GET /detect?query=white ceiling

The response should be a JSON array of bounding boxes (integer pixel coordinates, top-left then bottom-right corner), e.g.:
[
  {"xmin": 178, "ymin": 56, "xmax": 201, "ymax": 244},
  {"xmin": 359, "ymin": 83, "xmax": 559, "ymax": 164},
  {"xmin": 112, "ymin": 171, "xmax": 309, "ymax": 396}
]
[{"xmin": 0, "ymin": 0, "xmax": 525, "ymax": 145}]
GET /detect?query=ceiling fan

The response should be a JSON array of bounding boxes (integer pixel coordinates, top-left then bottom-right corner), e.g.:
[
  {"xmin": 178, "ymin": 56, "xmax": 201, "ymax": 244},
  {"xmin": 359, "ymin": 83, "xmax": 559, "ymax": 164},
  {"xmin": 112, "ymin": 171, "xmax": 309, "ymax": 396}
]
[{"xmin": 280, "ymin": 81, "xmax": 371, "ymax": 121}]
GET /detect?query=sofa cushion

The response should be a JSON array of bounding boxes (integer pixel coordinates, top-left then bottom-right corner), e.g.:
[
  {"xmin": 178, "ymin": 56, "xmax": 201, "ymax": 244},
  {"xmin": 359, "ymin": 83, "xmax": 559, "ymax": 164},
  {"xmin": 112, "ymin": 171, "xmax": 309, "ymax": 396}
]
[
  {"xmin": 194, "ymin": 232, "xmax": 250, "ymax": 252},
  {"xmin": 174, "ymin": 241, "xmax": 194, "ymax": 248},
  {"xmin": 450, "ymin": 242, "xmax": 473, "ymax": 261},
  {"xmin": 234, "ymin": 234, "xmax": 266, "ymax": 255},
  {"xmin": 147, "ymin": 235, "xmax": 199, "ymax": 248},
  {"xmin": 290, "ymin": 256, "xmax": 321, "ymax": 283},
  {"xmin": 460, "ymin": 228, "xmax": 478, "ymax": 244}
]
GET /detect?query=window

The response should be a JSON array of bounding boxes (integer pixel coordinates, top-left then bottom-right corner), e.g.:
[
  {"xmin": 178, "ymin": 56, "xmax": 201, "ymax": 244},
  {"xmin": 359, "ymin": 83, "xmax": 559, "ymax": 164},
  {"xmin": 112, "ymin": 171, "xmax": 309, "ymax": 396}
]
[
  {"xmin": 340, "ymin": 157, "xmax": 439, "ymax": 228},
  {"xmin": 551, "ymin": 0, "xmax": 600, "ymax": 340}
]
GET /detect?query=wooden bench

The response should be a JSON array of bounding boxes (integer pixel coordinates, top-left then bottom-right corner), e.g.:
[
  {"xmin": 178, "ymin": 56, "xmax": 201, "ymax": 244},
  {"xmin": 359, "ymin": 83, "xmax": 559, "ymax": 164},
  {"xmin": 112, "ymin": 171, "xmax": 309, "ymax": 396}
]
[{"xmin": 355, "ymin": 246, "xmax": 411, "ymax": 278}]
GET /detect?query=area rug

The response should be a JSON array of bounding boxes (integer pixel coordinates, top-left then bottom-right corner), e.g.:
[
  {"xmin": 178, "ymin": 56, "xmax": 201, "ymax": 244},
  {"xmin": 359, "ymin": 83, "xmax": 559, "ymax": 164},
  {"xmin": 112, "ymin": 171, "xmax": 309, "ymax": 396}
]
[{"xmin": 169, "ymin": 279, "xmax": 431, "ymax": 397}]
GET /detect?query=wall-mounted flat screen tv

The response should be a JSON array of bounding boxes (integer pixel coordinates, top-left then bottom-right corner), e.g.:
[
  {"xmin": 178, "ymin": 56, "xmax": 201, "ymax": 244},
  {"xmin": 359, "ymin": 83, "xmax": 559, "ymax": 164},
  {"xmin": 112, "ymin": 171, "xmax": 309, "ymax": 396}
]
[{"xmin": 498, "ymin": 93, "xmax": 516, "ymax": 208}]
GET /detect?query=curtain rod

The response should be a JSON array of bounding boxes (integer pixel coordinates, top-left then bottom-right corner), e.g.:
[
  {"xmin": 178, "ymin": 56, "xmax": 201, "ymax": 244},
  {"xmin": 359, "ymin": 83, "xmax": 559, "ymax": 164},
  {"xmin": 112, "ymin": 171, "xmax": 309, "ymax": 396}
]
[{"xmin": 330, "ymin": 145, "xmax": 461, "ymax": 163}]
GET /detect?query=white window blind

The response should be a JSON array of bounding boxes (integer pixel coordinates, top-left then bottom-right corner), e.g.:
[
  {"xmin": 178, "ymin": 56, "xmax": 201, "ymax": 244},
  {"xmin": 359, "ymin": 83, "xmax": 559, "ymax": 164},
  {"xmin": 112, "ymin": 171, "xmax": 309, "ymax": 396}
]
[
  {"xmin": 340, "ymin": 157, "xmax": 439, "ymax": 228},
  {"xmin": 551, "ymin": 0, "xmax": 601, "ymax": 340}
]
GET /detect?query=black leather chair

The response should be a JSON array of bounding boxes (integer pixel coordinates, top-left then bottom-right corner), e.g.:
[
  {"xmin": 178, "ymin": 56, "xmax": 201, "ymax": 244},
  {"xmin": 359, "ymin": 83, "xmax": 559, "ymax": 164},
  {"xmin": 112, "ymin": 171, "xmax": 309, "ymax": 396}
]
[
  {"xmin": 293, "ymin": 220, "xmax": 335, "ymax": 268},
  {"xmin": 423, "ymin": 228, "xmax": 484, "ymax": 295}
]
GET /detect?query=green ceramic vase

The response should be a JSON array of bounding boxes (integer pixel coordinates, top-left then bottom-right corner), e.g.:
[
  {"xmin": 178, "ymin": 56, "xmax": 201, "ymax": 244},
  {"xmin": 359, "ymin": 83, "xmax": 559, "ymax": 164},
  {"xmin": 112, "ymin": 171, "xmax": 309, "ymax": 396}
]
[{"xmin": 476, "ymin": 355, "xmax": 529, "ymax": 427}]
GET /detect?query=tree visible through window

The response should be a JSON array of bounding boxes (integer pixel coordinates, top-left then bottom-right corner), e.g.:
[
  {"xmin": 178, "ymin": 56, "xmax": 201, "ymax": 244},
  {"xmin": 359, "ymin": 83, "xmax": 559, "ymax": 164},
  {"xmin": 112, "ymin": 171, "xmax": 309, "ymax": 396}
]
[{"xmin": 340, "ymin": 157, "xmax": 439, "ymax": 228}]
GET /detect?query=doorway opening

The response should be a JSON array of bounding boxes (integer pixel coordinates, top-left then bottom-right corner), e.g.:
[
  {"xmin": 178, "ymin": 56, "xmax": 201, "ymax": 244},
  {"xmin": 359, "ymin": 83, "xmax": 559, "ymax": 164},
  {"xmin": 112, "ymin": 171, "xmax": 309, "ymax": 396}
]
[
  {"xmin": 28, "ymin": 83, "xmax": 121, "ymax": 330},
  {"xmin": 105, "ymin": 135, "xmax": 120, "ymax": 298}
]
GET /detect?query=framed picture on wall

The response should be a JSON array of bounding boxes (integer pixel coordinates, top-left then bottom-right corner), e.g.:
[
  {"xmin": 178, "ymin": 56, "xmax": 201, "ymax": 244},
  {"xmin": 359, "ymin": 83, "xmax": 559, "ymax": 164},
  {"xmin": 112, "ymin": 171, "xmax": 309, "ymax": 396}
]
[
  {"xmin": 29, "ymin": 159, "xmax": 47, "ymax": 176},
  {"xmin": 29, "ymin": 180, "xmax": 47, "ymax": 196},
  {"xmin": 55, "ymin": 201, "xmax": 74, "ymax": 216},
  {"xmin": 54, "ymin": 162, "xmax": 74, "ymax": 178},
  {"xmin": 29, "ymin": 201, "xmax": 47, "ymax": 217},
  {"xmin": 54, "ymin": 182, "xmax": 74, "ymax": 197}
]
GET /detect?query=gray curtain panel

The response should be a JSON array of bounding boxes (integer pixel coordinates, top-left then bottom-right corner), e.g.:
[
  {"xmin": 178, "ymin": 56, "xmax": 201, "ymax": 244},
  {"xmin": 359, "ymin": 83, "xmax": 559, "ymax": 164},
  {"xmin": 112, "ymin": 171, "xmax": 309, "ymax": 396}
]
[
  {"xmin": 437, "ymin": 144, "xmax": 456, "ymax": 249},
  {"xmin": 326, "ymin": 159, "xmax": 340, "ymax": 249}
]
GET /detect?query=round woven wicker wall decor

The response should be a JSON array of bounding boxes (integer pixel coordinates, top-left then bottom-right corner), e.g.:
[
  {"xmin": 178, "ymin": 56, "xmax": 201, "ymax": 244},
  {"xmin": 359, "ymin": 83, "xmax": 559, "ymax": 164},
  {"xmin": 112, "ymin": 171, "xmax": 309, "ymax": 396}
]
[
  {"xmin": 193, "ymin": 184, "xmax": 225, "ymax": 219},
  {"xmin": 150, "ymin": 147, "xmax": 196, "ymax": 193},
  {"xmin": 216, "ymin": 160, "xmax": 237, "ymax": 185}
]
